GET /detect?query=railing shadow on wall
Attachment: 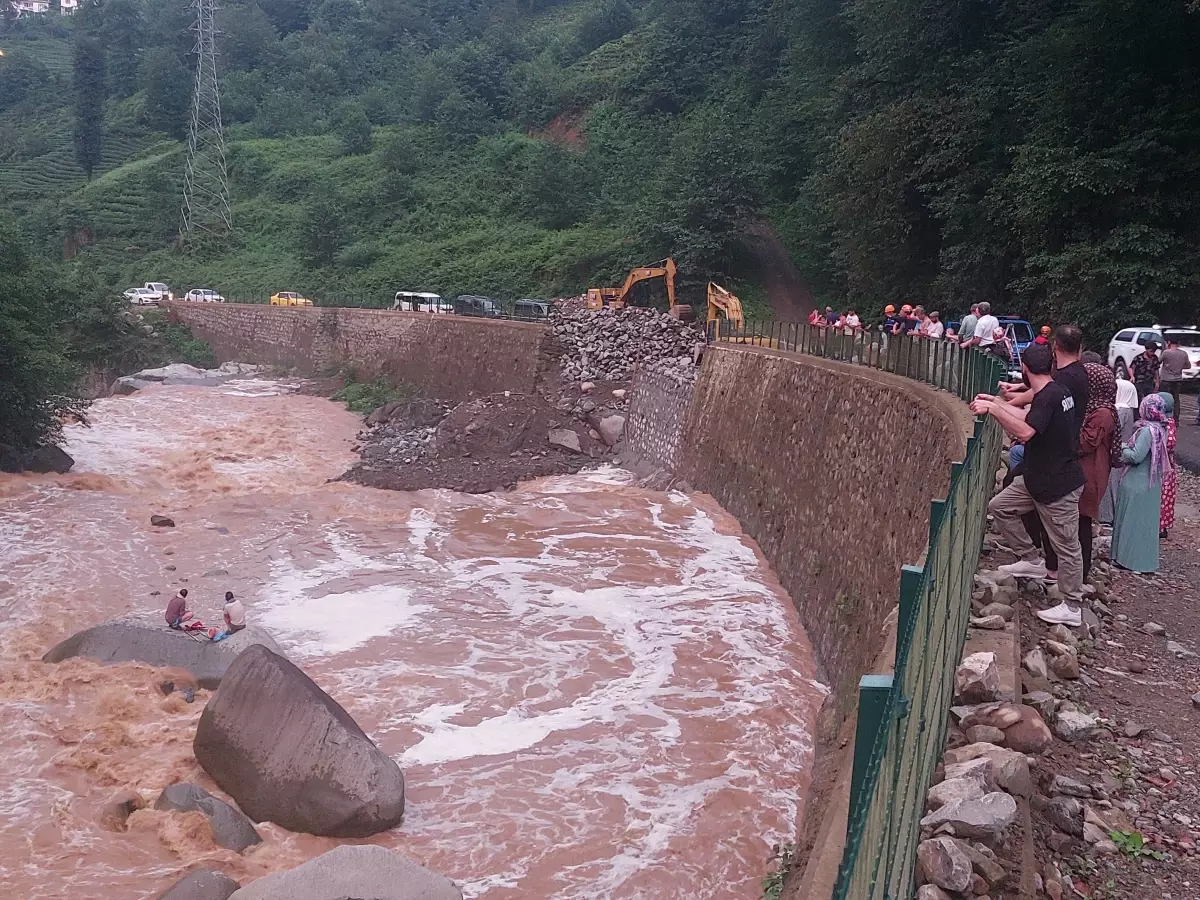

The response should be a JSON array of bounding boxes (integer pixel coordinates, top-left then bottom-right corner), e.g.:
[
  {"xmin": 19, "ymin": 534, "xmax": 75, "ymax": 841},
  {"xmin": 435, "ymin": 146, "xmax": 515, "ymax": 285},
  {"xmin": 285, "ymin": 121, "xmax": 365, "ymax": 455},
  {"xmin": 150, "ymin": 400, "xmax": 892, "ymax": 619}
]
[{"xmin": 709, "ymin": 320, "xmax": 1006, "ymax": 900}]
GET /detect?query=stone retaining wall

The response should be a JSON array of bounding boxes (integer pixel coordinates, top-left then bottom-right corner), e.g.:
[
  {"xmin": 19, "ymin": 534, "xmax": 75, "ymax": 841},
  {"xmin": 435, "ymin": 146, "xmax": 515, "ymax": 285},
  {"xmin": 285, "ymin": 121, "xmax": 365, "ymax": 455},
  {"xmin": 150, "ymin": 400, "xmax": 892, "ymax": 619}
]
[
  {"xmin": 623, "ymin": 369, "xmax": 695, "ymax": 472},
  {"xmin": 165, "ymin": 303, "xmax": 553, "ymax": 402}
]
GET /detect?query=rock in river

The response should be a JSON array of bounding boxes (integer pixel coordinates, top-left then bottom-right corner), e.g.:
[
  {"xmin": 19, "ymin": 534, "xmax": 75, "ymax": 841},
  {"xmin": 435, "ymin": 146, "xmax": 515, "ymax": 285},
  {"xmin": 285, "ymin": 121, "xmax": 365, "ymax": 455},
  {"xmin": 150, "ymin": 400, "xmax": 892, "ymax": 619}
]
[
  {"xmin": 155, "ymin": 868, "xmax": 240, "ymax": 900},
  {"xmin": 154, "ymin": 783, "xmax": 262, "ymax": 853},
  {"xmin": 42, "ymin": 614, "xmax": 282, "ymax": 689},
  {"xmin": 193, "ymin": 645, "xmax": 405, "ymax": 838},
  {"xmin": 227, "ymin": 845, "xmax": 461, "ymax": 900}
]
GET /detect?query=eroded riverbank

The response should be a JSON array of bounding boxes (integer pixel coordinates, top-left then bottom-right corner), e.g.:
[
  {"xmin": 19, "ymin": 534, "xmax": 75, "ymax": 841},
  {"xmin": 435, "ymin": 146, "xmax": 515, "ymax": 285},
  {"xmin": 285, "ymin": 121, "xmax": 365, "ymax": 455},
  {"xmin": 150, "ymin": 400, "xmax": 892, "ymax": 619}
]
[{"xmin": 0, "ymin": 380, "xmax": 826, "ymax": 898}]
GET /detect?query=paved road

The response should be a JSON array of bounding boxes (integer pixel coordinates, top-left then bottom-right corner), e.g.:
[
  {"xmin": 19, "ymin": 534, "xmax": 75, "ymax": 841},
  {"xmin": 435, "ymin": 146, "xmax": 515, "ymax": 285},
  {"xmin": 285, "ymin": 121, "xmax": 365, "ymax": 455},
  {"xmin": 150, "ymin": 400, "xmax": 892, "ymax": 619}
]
[{"xmin": 1173, "ymin": 391, "xmax": 1200, "ymax": 474}]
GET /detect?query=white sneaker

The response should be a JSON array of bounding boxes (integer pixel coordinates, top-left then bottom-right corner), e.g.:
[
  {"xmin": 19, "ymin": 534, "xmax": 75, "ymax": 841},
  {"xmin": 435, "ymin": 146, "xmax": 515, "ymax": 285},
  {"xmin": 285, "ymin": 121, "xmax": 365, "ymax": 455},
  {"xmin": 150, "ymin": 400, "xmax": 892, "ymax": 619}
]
[
  {"xmin": 998, "ymin": 559, "xmax": 1048, "ymax": 579},
  {"xmin": 1036, "ymin": 602, "xmax": 1082, "ymax": 627}
]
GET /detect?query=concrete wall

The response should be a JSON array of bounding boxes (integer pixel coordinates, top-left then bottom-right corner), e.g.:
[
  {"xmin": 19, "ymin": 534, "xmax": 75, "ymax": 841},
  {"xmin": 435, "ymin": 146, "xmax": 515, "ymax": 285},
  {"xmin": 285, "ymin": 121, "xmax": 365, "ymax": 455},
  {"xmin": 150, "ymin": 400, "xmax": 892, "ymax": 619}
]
[
  {"xmin": 624, "ymin": 369, "xmax": 695, "ymax": 471},
  {"xmin": 165, "ymin": 303, "xmax": 554, "ymax": 402},
  {"xmin": 678, "ymin": 345, "xmax": 972, "ymax": 715}
]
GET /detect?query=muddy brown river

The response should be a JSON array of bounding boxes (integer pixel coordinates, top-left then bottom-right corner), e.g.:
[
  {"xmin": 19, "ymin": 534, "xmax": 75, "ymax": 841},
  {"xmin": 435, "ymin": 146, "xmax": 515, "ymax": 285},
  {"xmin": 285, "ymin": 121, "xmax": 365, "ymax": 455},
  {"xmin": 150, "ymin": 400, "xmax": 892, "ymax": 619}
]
[{"xmin": 0, "ymin": 380, "xmax": 826, "ymax": 898}]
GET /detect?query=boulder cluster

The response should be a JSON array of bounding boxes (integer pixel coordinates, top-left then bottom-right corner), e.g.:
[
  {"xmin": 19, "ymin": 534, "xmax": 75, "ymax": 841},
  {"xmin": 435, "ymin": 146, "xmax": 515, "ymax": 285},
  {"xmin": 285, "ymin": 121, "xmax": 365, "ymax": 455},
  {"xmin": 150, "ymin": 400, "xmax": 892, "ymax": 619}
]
[{"xmin": 550, "ymin": 303, "xmax": 704, "ymax": 384}]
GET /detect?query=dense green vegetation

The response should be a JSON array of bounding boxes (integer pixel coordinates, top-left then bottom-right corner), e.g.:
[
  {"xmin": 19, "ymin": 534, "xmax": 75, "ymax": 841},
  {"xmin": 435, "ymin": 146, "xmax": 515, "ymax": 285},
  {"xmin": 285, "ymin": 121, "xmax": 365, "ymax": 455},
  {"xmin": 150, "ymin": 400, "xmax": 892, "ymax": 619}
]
[{"xmin": 2, "ymin": 0, "xmax": 1198, "ymax": 351}]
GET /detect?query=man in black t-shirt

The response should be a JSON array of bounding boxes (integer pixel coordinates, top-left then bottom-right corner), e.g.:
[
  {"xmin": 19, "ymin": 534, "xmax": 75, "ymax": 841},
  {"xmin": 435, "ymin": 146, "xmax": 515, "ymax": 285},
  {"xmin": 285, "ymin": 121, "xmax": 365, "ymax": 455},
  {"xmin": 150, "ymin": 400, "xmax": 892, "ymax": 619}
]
[{"xmin": 972, "ymin": 342, "xmax": 1085, "ymax": 627}]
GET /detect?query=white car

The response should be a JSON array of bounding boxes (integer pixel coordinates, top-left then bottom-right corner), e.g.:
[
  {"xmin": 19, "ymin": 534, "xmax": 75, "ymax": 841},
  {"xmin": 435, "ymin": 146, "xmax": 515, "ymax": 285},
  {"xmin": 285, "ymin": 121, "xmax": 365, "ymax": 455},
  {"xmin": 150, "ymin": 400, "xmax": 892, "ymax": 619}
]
[
  {"xmin": 184, "ymin": 289, "xmax": 225, "ymax": 302},
  {"xmin": 123, "ymin": 287, "xmax": 159, "ymax": 305},
  {"xmin": 1108, "ymin": 325, "xmax": 1200, "ymax": 380}
]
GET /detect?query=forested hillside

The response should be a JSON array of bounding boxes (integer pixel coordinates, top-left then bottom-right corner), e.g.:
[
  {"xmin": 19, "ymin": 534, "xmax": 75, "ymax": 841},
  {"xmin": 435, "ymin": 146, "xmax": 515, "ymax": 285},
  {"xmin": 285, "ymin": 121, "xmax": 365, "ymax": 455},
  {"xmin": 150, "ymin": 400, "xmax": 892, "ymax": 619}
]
[{"xmin": 2, "ymin": 0, "xmax": 1199, "ymax": 334}]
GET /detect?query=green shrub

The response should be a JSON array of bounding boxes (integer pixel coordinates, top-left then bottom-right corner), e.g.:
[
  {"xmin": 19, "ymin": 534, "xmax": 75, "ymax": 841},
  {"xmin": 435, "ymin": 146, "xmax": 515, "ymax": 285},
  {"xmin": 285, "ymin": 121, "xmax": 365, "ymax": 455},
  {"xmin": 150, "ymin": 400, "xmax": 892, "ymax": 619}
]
[{"xmin": 332, "ymin": 375, "xmax": 412, "ymax": 414}]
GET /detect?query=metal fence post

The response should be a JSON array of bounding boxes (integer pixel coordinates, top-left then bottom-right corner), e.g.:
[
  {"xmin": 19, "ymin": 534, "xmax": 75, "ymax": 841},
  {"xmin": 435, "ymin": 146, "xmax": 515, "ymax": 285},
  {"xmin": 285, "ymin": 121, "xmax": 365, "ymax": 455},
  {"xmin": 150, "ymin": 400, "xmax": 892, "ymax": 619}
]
[{"xmin": 848, "ymin": 675, "xmax": 893, "ymax": 829}]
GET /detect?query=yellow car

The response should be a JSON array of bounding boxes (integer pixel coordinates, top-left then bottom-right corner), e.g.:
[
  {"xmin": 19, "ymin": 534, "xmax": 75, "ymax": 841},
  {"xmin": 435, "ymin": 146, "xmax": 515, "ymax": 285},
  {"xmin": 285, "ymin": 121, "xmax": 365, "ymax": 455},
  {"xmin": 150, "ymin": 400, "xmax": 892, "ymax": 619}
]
[{"xmin": 270, "ymin": 292, "xmax": 314, "ymax": 307}]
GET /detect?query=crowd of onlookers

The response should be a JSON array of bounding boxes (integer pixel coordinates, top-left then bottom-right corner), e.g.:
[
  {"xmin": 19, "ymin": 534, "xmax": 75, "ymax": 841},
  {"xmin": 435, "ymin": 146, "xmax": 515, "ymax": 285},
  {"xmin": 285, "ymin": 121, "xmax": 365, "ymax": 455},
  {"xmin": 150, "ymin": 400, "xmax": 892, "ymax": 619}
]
[{"xmin": 968, "ymin": 325, "xmax": 1183, "ymax": 629}]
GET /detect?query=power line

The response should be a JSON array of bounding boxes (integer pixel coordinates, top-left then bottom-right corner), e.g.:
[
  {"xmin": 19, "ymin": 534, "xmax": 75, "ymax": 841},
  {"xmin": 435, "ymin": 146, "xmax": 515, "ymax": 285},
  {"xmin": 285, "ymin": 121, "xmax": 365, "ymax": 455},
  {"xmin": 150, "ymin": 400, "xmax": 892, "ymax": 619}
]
[{"xmin": 180, "ymin": 0, "xmax": 230, "ymax": 239}]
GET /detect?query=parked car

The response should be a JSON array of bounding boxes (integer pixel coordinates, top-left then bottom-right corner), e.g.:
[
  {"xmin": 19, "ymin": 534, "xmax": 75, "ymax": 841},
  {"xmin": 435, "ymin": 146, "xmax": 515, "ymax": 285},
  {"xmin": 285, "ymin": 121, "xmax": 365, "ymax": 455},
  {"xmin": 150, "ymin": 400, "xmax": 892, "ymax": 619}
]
[
  {"xmin": 143, "ymin": 282, "xmax": 174, "ymax": 302},
  {"xmin": 123, "ymin": 287, "xmax": 159, "ymax": 305},
  {"xmin": 184, "ymin": 288, "xmax": 225, "ymax": 302},
  {"xmin": 270, "ymin": 291, "xmax": 314, "ymax": 307},
  {"xmin": 513, "ymin": 299, "xmax": 550, "ymax": 320},
  {"xmin": 453, "ymin": 295, "xmax": 502, "ymax": 317},
  {"xmin": 1109, "ymin": 325, "xmax": 1200, "ymax": 380},
  {"xmin": 393, "ymin": 291, "xmax": 450, "ymax": 313}
]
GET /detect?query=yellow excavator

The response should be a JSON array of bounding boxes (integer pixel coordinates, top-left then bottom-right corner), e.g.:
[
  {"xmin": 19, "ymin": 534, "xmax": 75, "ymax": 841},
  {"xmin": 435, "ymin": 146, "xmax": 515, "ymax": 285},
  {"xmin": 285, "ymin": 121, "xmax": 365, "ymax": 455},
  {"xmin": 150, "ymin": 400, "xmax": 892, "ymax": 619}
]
[
  {"xmin": 706, "ymin": 282, "xmax": 744, "ymax": 335},
  {"xmin": 586, "ymin": 258, "xmax": 678, "ymax": 311}
]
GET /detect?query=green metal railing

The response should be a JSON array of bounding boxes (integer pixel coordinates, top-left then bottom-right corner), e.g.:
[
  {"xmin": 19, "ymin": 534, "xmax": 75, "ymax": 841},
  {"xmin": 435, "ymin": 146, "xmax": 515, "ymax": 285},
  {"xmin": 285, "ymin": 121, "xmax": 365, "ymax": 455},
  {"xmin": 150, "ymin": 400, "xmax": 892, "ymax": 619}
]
[{"xmin": 711, "ymin": 319, "xmax": 1005, "ymax": 900}]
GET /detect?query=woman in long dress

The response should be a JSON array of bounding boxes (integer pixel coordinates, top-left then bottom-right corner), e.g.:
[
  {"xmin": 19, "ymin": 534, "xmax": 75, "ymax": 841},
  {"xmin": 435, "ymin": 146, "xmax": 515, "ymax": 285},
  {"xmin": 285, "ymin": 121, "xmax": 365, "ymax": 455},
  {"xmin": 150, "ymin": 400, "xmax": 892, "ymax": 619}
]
[
  {"xmin": 1158, "ymin": 392, "xmax": 1179, "ymax": 538},
  {"xmin": 1111, "ymin": 393, "xmax": 1171, "ymax": 573},
  {"xmin": 1100, "ymin": 376, "xmax": 1141, "ymax": 523},
  {"xmin": 1077, "ymin": 364, "xmax": 1119, "ymax": 575}
]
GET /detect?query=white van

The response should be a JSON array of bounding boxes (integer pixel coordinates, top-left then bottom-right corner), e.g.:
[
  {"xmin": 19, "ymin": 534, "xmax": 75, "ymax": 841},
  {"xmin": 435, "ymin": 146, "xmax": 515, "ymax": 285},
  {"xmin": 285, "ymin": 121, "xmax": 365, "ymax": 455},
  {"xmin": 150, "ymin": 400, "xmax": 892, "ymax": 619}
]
[{"xmin": 393, "ymin": 291, "xmax": 449, "ymax": 313}]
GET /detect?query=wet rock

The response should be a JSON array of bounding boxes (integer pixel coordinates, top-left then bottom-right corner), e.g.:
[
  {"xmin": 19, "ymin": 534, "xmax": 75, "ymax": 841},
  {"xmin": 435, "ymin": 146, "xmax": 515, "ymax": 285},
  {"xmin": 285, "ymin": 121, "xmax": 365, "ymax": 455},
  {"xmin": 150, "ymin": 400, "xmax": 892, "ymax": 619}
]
[
  {"xmin": 920, "ymin": 792, "xmax": 1018, "ymax": 840},
  {"xmin": 154, "ymin": 869, "xmax": 240, "ymax": 900},
  {"xmin": 928, "ymin": 775, "xmax": 987, "ymax": 811},
  {"xmin": 1043, "ymin": 797, "xmax": 1085, "ymax": 836},
  {"xmin": 1049, "ymin": 651, "xmax": 1081, "ymax": 680},
  {"xmin": 151, "ymin": 515, "xmax": 176, "ymax": 527},
  {"xmin": 547, "ymin": 429, "xmax": 581, "ymax": 453},
  {"xmin": 1050, "ymin": 776, "xmax": 1093, "ymax": 799},
  {"xmin": 1053, "ymin": 710, "xmax": 1099, "ymax": 742},
  {"xmin": 979, "ymin": 602, "xmax": 1014, "ymax": 620},
  {"xmin": 42, "ymin": 614, "xmax": 282, "ymax": 689},
  {"xmin": 0, "ymin": 442, "xmax": 76, "ymax": 474},
  {"xmin": 917, "ymin": 837, "xmax": 973, "ymax": 893},
  {"xmin": 227, "ymin": 845, "xmax": 462, "ymax": 900},
  {"xmin": 155, "ymin": 784, "xmax": 261, "ymax": 853},
  {"xmin": 1047, "ymin": 624, "xmax": 1078, "ymax": 646},
  {"xmin": 1001, "ymin": 706, "xmax": 1053, "ymax": 754},
  {"xmin": 110, "ymin": 377, "xmax": 142, "ymax": 396},
  {"xmin": 99, "ymin": 788, "xmax": 145, "ymax": 832},
  {"xmin": 1142, "ymin": 622, "xmax": 1167, "ymax": 636},
  {"xmin": 203, "ymin": 569, "xmax": 229, "ymax": 578},
  {"xmin": 965, "ymin": 725, "xmax": 1006, "ymax": 745},
  {"xmin": 596, "ymin": 414, "xmax": 626, "ymax": 447},
  {"xmin": 194, "ymin": 645, "xmax": 405, "ymax": 838},
  {"xmin": 956, "ymin": 652, "xmax": 1002, "ymax": 704},
  {"xmin": 1022, "ymin": 648, "xmax": 1049, "ymax": 680},
  {"xmin": 970, "ymin": 615, "xmax": 1007, "ymax": 631},
  {"xmin": 943, "ymin": 744, "xmax": 1032, "ymax": 797},
  {"xmin": 962, "ymin": 841, "xmax": 1007, "ymax": 888}
]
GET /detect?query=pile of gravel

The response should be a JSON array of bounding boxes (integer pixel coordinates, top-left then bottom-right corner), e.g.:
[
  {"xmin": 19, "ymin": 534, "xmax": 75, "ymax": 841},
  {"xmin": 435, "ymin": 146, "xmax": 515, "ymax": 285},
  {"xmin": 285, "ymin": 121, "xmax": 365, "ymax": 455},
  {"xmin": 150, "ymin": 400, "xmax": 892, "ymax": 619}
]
[{"xmin": 551, "ymin": 303, "xmax": 704, "ymax": 384}]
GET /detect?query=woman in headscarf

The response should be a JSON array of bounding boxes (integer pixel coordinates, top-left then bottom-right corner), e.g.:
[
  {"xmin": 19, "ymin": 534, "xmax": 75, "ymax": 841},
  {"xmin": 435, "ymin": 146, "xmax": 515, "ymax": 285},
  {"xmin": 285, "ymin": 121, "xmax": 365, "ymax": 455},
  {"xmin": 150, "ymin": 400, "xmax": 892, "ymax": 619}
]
[
  {"xmin": 1111, "ymin": 393, "xmax": 1171, "ymax": 573},
  {"xmin": 1075, "ymin": 364, "xmax": 1119, "ymax": 575},
  {"xmin": 1158, "ymin": 391, "xmax": 1179, "ymax": 538},
  {"xmin": 1100, "ymin": 374, "xmax": 1141, "ymax": 523}
]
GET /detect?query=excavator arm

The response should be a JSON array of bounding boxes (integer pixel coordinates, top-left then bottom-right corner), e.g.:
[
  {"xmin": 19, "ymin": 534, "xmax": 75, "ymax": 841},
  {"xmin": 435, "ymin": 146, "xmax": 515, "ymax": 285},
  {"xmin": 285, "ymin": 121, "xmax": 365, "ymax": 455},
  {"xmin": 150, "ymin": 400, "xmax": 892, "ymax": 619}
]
[
  {"xmin": 587, "ymin": 258, "xmax": 677, "ymax": 310},
  {"xmin": 706, "ymin": 282, "xmax": 744, "ymax": 335}
]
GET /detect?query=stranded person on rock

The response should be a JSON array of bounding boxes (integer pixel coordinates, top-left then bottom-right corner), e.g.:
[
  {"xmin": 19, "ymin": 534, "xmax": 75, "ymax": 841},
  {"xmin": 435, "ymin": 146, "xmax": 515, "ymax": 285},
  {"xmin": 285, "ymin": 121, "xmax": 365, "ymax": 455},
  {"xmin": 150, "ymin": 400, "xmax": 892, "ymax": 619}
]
[
  {"xmin": 165, "ymin": 589, "xmax": 207, "ymax": 632},
  {"xmin": 207, "ymin": 592, "xmax": 247, "ymax": 642}
]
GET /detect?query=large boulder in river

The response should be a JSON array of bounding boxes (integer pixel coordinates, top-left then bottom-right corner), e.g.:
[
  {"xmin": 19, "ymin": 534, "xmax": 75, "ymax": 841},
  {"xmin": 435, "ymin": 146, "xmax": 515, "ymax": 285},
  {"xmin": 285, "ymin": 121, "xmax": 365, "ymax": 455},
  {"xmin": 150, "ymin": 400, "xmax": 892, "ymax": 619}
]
[
  {"xmin": 42, "ymin": 614, "xmax": 282, "ymax": 689},
  {"xmin": 154, "ymin": 783, "xmax": 262, "ymax": 852},
  {"xmin": 154, "ymin": 868, "xmax": 240, "ymax": 900},
  {"xmin": 0, "ymin": 442, "xmax": 74, "ymax": 474},
  {"xmin": 228, "ymin": 845, "xmax": 461, "ymax": 900},
  {"xmin": 193, "ymin": 645, "xmax": 405, "ymax": 838}
]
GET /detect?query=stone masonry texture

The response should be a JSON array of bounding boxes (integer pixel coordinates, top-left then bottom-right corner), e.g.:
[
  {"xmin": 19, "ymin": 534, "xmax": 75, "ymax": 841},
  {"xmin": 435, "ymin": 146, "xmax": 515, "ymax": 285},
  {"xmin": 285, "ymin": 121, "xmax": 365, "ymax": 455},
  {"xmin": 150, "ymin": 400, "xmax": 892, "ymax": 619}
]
[
  {"xmin": 166, "ymin": 303, "xmax": 552, "ymax": 402},
  {"xmin": 624, "ymin": 369, "xmax": 695, "ymax": 470},
  {"xmin": 679, "ymin": 345, "xmax": 969, "ymax": 720}
]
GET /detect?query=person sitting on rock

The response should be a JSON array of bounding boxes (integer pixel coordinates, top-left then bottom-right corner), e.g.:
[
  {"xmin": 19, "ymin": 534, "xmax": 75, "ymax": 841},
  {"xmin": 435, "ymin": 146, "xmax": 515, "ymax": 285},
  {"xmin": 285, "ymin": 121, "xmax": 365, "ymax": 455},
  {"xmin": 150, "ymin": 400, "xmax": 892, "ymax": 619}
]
[
  {"xmin": 165, "ymin": 589, "xmax": 205, "ymax": 631},
  {"xmin": 208, "ymin": 591, "xmax": 247, "ymax": 641}
]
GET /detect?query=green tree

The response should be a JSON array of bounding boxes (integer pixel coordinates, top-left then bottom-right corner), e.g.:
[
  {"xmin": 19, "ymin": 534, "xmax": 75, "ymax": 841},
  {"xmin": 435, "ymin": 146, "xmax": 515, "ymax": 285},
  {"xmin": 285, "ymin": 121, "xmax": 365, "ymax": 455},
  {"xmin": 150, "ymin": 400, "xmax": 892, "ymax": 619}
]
[
  {"xmin": 335, "ymin": 102, "xmax": 372, "ymax": 155},
  {"xmin": 298, "ymin": 189, "xmax": 345, "ymax": 267},
  {"xmin": 0, "ymin": 218, "xmax": 89, "ymax": 453},
  {"xmin": 72, "ymin": 31, "xmax": 106, "ymax": 178},
  {"xmin": 102, "ymin": 0, "xmax": 143, "ymax": 99},
  {"xmin": 138, "ymin": 47, "xmax": 191, "ymax": 138}
]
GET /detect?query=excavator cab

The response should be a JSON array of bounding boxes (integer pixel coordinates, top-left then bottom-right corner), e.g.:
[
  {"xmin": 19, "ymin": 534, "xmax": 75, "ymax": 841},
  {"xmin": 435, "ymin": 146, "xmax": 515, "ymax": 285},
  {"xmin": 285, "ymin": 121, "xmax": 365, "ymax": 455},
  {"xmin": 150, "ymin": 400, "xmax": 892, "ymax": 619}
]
[{"xmin": 586, "ymin": 259, "xmax": 678, "ymax": 311}]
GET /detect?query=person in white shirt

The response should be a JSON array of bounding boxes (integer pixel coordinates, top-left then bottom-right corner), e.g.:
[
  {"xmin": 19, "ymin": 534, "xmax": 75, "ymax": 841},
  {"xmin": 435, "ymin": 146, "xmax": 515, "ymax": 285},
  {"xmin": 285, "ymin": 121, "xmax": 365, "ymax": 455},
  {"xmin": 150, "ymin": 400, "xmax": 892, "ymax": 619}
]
[
  {"xmin": 967, "ymin": 301, "xmax": 999, "ymax": 347},
  {"xmin": 845, "ymin": 310, "xmax": 861, "ymax": 329},
  {"xmin": 923, "ymin": 311, "xmax": 945, "ymax": 339},
  {"xmin": 208, "ymin": 591, "xmax": 247, "ymax": 640}
]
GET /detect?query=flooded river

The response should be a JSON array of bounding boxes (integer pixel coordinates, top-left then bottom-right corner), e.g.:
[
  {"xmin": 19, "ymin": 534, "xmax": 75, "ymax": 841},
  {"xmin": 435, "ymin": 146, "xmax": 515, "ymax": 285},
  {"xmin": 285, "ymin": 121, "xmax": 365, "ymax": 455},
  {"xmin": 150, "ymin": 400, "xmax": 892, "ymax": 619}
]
[{"xmin": 0, "ymin": 380, "xmax": 826, "ymax": 898}]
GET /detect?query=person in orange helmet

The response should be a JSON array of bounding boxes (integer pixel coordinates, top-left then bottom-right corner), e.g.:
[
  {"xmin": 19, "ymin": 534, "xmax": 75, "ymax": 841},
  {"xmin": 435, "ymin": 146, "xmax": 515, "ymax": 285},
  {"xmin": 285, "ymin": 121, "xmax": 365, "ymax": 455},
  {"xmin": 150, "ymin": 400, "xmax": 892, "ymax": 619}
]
[{"xmin": 1034, "ymin": 325, "xmax": 1052, "ymax": 346}]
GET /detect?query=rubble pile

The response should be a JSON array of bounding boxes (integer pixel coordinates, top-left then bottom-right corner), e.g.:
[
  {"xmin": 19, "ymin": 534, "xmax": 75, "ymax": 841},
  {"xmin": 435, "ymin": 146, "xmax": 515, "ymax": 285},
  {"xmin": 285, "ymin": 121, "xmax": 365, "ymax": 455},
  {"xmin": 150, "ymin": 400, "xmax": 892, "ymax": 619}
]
[{"xmin": 551, "ymin": 304, "xmax": 704, "ymax": 384}]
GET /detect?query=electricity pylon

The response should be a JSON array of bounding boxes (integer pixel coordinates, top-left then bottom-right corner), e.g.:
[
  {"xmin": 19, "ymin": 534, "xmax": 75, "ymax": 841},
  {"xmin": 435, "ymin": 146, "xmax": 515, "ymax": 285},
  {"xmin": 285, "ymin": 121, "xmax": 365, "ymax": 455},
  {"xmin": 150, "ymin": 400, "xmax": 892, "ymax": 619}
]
[{"xmin": 180, "ymin": 0, "xmax": 231, "ymax": 240}]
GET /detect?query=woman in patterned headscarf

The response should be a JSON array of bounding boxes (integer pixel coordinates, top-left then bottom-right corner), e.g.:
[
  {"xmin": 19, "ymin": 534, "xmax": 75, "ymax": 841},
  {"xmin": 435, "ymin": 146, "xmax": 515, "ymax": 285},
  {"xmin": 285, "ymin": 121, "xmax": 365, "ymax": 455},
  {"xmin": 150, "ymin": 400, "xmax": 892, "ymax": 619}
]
[
  {"xmin": 1111, "ymin": 393, "xmax": 1172, "ymax": 573},
  {"xmin": 1157, "ymin": 391, "xmax": 1179, "ymax": 538}
]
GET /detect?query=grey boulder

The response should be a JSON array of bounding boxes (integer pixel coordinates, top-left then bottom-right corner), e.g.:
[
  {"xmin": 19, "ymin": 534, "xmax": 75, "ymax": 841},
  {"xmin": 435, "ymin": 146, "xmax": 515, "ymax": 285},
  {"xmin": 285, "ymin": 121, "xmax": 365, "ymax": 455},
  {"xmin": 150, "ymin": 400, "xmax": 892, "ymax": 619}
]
[
  {"xmin": 193, "ymin": 645, "xmax": 405, "ymax": 838},
  {"xmin": 154, "ymin": 869, "xmax": 240, "ymax": 900},
  {"xmin": 42, "ymin": 614, "xmax": 282, "ymax": 689},
  {"xmin": 154, "ymin": 783, "xmax": 261, "ymax": 853},
  {"xmin": 920, "ymin": 792, "xmax": 1018, "ymax": 839},
  {"xmin": 228, "ymin": 845, "xmax": 461, "ymax": 900}
]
